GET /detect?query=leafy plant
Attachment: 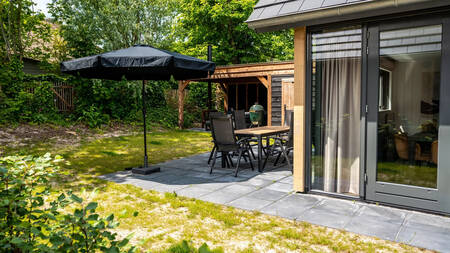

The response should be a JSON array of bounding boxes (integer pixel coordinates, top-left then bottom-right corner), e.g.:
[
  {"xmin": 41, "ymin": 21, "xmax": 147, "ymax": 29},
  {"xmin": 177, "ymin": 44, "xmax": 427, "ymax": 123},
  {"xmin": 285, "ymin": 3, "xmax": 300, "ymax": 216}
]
[
  {"xmin": 0, "ymin": 154, "xmax": 135, "ymax": 252},
  {"xmin": 165, "ymin": 240, "xmax": 222, "ymax": 253},
  {"xmin": 78, "ymin": 105, "xmax": 110, "ymax": 128}
]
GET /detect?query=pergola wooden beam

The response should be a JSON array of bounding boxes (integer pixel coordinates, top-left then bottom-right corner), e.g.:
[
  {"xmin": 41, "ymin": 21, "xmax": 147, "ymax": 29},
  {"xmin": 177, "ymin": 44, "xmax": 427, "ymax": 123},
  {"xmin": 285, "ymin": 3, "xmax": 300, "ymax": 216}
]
[
  {"xmin": 199, "ymin": 70, "xmax": 293, "ymax": 80},
  {"xmin": 185, "ymin": 60, "xmax": 294, "ymax": 127},
  {"xmin": 178, "ymin": 80, "xmax": 191, "ymax": 128}
]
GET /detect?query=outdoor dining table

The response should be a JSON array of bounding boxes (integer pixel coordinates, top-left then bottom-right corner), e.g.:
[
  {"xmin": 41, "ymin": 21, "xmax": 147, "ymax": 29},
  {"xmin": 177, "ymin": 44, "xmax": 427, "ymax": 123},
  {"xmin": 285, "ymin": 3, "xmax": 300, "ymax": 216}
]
[{"xmin": 235, "ymin": 126, "xmax": 290, "ymax": 172}]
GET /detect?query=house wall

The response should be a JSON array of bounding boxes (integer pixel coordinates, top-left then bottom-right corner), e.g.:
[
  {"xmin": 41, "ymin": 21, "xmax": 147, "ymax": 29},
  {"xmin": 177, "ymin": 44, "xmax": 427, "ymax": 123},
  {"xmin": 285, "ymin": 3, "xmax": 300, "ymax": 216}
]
[
  {"xmin": 271, "ymin": 74, "xmax": 294, "ymax": 126},
  {"xmin": 23, "ymin": 59, "xmax": 46, "ymax": 75}
]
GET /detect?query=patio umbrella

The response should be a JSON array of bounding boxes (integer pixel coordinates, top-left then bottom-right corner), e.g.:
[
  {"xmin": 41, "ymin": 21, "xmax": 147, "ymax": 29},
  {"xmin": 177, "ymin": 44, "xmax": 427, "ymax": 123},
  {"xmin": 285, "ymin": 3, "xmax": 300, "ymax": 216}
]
[{"xmin": 61, "ymin": 44, "xmax": 215, "ymax": 174}]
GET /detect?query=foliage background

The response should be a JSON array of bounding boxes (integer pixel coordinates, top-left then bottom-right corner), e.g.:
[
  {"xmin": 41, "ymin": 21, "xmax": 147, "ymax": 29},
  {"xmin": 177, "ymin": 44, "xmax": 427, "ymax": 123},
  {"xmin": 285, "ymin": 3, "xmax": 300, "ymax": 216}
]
[{"xmin": 0, "ymin": 0, "xmax": 293, "ymax": 128}]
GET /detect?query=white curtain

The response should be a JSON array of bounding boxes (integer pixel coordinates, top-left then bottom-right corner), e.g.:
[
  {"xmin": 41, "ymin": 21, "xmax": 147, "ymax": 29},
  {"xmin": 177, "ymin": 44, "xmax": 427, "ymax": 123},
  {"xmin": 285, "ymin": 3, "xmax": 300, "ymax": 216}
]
[{"xmin": 321, "ymin": 58, "xmax": 361, "ymax": 195}]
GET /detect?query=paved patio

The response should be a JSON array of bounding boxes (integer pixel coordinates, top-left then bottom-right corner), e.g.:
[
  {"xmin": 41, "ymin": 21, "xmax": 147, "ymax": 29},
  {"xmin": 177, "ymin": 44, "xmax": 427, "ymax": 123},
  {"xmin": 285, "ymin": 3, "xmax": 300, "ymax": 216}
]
[{"xmin": 100, "ymin": 152, "xmax": 450, "ymax": 252}]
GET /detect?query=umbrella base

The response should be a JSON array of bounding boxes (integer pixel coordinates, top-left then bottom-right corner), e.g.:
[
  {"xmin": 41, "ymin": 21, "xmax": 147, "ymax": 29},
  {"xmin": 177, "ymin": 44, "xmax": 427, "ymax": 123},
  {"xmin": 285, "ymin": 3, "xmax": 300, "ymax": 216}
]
[{"xmin": 131, "ymin": 166, "xmax": 161, "ymax": 175}]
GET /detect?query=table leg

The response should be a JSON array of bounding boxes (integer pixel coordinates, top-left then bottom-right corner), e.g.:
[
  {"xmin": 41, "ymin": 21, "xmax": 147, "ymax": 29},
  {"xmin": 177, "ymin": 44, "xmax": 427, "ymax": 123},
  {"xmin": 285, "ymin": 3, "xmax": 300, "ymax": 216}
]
[
  {"xmin": 221, "ymin": 152, "xmax": 226, "ymax": 168},
  {"xmin": 408, "ymin": 140, "xmax": 416, "ymax": 165},
  {"xmin": 258, "ymin": 135, "xmax": 263, "ymax": 172}
]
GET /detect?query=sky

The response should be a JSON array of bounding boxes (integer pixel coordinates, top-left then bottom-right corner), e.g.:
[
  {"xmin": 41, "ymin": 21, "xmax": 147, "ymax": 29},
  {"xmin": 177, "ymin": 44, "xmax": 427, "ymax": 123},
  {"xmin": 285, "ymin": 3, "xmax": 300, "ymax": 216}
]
[{"xmin": 33, "ymin": 0, "xmax": 51, "ymax": 17}]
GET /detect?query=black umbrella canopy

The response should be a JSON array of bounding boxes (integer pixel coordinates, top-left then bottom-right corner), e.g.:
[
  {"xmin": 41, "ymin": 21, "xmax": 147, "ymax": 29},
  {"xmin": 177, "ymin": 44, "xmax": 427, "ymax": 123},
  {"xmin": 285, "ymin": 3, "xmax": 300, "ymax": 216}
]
[{"xmin": 60, "ymin": 45, "xmax": 216, "ymax": 81}]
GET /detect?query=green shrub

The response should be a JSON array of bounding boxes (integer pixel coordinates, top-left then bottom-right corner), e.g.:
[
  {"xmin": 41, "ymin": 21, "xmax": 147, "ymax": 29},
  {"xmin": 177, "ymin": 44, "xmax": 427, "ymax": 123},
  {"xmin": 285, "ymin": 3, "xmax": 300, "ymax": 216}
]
[
  {"xmin": 0, "ymin": 154, "xmax": 135, "ymax": 252},
  {"xmin": 78, "ymin": 105, "xmax": 110, "ymax": 128},
  {"xmin": 165, "ymin": 240, "xmax": 222, "ymax": 253}
]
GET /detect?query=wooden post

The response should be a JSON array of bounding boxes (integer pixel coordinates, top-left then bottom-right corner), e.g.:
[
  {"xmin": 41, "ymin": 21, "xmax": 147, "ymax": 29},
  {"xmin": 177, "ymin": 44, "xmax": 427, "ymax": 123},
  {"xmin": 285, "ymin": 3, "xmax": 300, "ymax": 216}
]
[
  {"xmin": 235, "ymin": 84, "xmax": 238, "ymax": 110},
  {"xmin": 178, "ymin": 80, "xmax": 190, "ymax": 128},
  {"xmin": 257, "ymin": 76, "xmax": 271, "ymax": 126},
  {"xmin": 219, "ymin": 83, "xmax": 229, "ymax": 112},
  {"xmin": 267, "ymin": 75, "xmax": 272, "ymax": 126},
  {"xmin": 293, "ymin": 27, "xmax": 306, "ymax": 193},
  {"xmin": 245, "ymin": 84, "xmax": 249, "ymax": 111}
]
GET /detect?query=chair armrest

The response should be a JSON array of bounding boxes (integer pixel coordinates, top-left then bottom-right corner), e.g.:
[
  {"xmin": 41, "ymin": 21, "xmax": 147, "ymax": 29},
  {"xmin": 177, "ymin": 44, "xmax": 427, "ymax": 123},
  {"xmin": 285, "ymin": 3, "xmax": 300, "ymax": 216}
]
[{"xmin": 236, "ymin": 137, "xmax": 251, "ymax": 145}]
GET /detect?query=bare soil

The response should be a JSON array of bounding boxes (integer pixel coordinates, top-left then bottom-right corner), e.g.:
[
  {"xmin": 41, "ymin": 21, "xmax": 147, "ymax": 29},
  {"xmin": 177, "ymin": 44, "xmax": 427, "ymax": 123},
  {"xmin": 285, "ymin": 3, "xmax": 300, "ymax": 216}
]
[{"xmin": 0, "ymin": 122, "xmax": 140, "ymax": 150}]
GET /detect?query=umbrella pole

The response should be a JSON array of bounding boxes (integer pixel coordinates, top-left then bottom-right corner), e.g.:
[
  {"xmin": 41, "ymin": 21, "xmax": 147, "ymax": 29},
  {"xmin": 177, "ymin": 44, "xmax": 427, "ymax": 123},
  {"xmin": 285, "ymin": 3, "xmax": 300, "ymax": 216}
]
[
  {"xmin": 132, "ymin": 80, "xmax": 160, "ymax": 175},
  {"xmin": 142, "ymin": 80, "xmax": 148, "ymax": 167}
]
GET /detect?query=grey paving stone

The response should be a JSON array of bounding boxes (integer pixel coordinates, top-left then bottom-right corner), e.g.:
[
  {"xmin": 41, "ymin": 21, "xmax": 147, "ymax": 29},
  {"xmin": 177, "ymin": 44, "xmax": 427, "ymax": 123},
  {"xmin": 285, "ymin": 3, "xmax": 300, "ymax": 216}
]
[
  {"xmin": 396, "ymin": 225, "xmax": 450, "ymax": 252},
  {"xmin": 234, "ymin": 169, "xmax": 261, "ymax": 179},
  {"xmin": 192, "ymin": 182, "xmax": 233, "ymax": 191},
  {"xmin": 301, "ymin": 207, "xmax": 354, "ymax": 230},
  {"xmin": 131, "ymin": 179, "xmax": 159, "ymax": 190},
  {"xmin": 257, "ymin": 171, "xmax": 290, "ymax": 181},
  {"xmin": 260, "ymin": 194, "xmax": 320, "ymax": 219},
  {"xmin": 403, "ymin": 212, "xmax": 450, "ymax": 231},
  {"xmin": 212, "ymin": 175, "xmax": 248, "ymax": 183},
  {"xmin": 198, "ymin": 191, "xmax": 244, "ymax": 204},
  {"xmin": 188, "ymin": 171, "xmax": 225, "ymax": 179},
  {"xmin": 247, "ymin": 188, "xmax": 288, "ymax": 201},
  {"xmin": 265, "ymin": 182, "xmax": 294, "ymax": 193},
  {"xmin": 220, "ymin": 184, "xmax": 258, "ymax": 195},
  {"xmin": 309, "ymin": 198, "xmax": 361, "ymax": 216},
  {"xmin": 175, "ymin": 186, "xmax": 214, "ymax": 198},
  {"xmin": 170, "ymin": 176, "xmax": 211, "ymax": 185},
  {"xmin": 354, "ymin": 204, "xmax": 408, "ymax": 224},
  {"xmin": 150, "ymin": 183, "xmax": 189, "ymax": 193},
  {"xmin": 160, "ymin": 168, "xmax": 191, "ymax": 176},
  {"xmin": 227, "ymin": 196, "xmax": 274, "ymax": 211},
  {"xmin": 238, "ymin": 177, "xmax": 274, "ymax": 188},
  {"xmin": 279, "ymin": 176, "xmax": 293, "ymax": 184},
  {"xmin": 345, "ymin": 215, "xmax": 402, "ymax": 241},
  {"xmin": 150, "ymin": 174, "xmax": 184, "ymax": 184}
]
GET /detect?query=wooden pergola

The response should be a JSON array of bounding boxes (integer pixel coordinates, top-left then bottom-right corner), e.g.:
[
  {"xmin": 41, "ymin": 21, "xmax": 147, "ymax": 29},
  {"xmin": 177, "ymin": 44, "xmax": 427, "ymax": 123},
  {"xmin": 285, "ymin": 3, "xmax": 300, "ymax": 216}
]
[{"xmin": 178, "ymin": 61, "xmax": 294, "ymax": 127}]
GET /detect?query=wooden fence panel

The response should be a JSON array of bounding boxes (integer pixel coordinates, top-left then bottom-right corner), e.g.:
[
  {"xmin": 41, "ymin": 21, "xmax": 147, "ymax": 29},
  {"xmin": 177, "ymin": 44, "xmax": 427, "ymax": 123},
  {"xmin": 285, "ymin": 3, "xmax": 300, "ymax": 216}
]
[{"xmin": 51, "ymin": 81, "xmax": 74, "ymax": 112}]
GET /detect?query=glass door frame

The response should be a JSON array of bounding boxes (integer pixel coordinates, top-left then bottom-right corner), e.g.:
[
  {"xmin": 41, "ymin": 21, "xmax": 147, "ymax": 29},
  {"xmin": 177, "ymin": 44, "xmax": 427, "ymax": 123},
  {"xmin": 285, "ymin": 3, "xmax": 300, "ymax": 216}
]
[
  {"xmin": 305, "ymin": 11, "xmax": 450, "ymax": 213},
  {"xmin": 365, "ymin": 14, "xmax": 450, "ymax": 213}
]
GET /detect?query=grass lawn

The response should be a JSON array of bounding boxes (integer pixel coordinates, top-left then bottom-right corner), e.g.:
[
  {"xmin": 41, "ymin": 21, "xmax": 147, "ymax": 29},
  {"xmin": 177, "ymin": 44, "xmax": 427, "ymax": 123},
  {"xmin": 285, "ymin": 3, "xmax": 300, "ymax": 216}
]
[{"xmin": 3, "ymin": 128, "xmax": 429, "ymax": 252}]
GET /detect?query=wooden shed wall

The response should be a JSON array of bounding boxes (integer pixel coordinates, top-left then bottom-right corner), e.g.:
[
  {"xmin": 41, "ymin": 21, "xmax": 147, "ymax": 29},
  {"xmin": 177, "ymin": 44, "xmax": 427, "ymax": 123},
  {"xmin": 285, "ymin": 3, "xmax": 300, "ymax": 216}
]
[{"xmin": 271, "ymin": 74, "xmax": 294, "ymax": 126}]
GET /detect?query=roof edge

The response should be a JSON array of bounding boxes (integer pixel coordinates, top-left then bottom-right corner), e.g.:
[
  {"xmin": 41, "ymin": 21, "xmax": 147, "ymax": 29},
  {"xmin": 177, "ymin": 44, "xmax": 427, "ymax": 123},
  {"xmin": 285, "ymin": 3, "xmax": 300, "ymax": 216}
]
[{"xmin": 247, "ymin": 0, "xmax": 450, "ymax": 32}]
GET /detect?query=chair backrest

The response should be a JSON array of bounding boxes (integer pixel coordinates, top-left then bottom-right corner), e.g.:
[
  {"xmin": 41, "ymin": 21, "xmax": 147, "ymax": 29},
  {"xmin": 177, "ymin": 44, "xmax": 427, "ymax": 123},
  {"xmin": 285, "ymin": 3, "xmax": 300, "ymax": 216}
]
[
  {"xmin": 202, "ymin": 109, "xmax": 217, "ymax": 122},
  {"xmin": 209, "ymin": 111, "xmax": 225, "ymax": 120},
  {"xmin": 286, "ymin": 110, "xmax": 294, "ymax": 148},
  {"xmin": 394, "ymin": 134, "xmax": 409, "ymax": 160},
  {"xmin": 284, "ymin": 104, "xmax": 293, "ymax": 127},
  {"xmin": 210, "ymin": 115, "xmax": 236, "ymax": 146},
  {"xmin": 233, "ymin": 109, "xmax": 247, "ymax": 130},
  {"xmin": 432, "ymin": 140, "xmax": 438, "ymax": 164}
]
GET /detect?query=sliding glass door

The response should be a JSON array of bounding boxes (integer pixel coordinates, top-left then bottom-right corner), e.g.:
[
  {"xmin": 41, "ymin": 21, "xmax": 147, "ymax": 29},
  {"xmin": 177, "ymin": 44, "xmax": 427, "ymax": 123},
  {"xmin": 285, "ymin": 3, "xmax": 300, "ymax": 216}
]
[
  {"xmin": 366, "ymin": 17, "xmax": 450, "ymax": 213},
  {"xmin": 310, "ymin": 27, "xmax": 362, "ymax": 197}
]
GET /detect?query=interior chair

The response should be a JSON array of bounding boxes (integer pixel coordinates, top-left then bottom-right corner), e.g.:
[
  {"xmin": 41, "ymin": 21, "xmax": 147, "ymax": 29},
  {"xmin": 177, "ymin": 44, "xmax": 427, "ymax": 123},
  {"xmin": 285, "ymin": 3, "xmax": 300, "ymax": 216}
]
[
  {"xmin": 431, "ymin": 140, "xmax": 438, "ymax": 164},
  {"xmin": 394, "ymin": 134, "xmax": 409, "ymax": 160},
  {"xmin": 263, "ymin": 110, "xmax": 294, "ymax": 172},
  {"xmin": 393, "ymin": 134, "xmax": 431, "ymax": 162},
  {"xmin": 209, "ymin": 115, "xmax": 254, "ymax": 177}
]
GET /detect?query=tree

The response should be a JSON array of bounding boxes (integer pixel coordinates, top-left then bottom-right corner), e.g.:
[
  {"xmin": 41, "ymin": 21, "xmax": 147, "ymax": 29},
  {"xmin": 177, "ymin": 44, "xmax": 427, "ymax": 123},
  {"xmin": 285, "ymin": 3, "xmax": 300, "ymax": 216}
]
[
  {"xmin": 175, "ymin": 0, "xmax": 293, "ymax": 65},
  {"xmin": 49, "ymin": 0, "xmax": 179, "ymax": 58},
  {"xmin": 0, "ymin": 0, "xmax": 51, "ymax": 62}
]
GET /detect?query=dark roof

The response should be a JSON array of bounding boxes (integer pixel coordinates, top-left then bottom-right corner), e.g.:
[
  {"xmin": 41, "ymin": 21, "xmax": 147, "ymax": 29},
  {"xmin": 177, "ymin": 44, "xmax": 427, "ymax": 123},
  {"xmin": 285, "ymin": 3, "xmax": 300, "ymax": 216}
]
[
  {"xmin": 247, "ymin": 0, "xmax": 450, "ymax": 32},
  {"xmin": 248, "ymin": 0, "xmax": 372, "ymax": 23}
]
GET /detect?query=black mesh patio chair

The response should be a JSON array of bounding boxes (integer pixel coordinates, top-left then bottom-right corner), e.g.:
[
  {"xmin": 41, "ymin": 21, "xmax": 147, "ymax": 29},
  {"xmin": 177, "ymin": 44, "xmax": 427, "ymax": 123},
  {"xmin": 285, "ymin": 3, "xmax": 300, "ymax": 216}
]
[
  {"xmin": 263, "ymin": 110, "xmax": 294, "ymax": 172},
  {"xmin": 232, "ymin": 109, "xmax": 247, "ymax": 130},
  {"xmin": 210, "ymin": 115, "xmax": 254, "ymax": 177},
  {"xmin": 207, "ymin": 112, "xmax": 233, "ymax": 166},
  {"xmin": 232, "ymin": 109, "xmax": 256, "ymax": 159}
]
